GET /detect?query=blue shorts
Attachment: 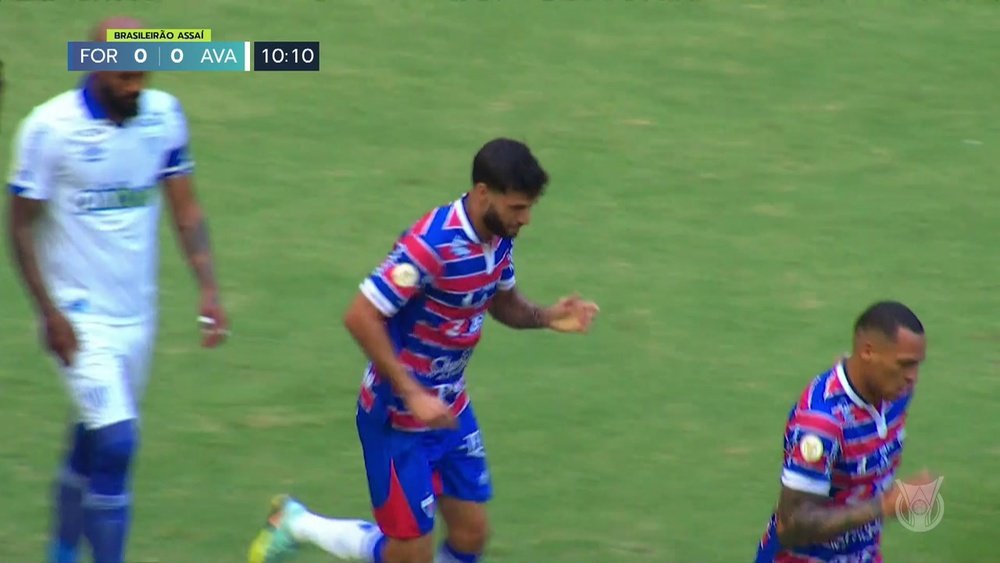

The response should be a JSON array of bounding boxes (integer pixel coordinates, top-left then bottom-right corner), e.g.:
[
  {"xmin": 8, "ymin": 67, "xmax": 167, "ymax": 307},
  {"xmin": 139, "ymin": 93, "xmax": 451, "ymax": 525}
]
[{"xmin": 356, "ymin": 404, "xmax": 492, "ymax": 539}]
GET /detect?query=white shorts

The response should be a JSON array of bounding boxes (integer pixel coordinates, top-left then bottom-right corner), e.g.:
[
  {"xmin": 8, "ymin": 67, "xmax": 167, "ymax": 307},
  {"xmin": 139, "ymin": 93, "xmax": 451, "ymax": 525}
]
[{"xmin": 56, "ymin": 319, "xmax": 157, "ymax": 430}]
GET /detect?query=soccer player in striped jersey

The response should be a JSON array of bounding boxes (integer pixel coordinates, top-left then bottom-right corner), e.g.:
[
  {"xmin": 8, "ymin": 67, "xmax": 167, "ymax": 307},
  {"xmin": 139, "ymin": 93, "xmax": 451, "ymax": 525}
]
[
  {"xmin": 249, "ymin": 138, "xmax": 599, "ymax": 563},
  {"xmin": 755, "ymin": 301, "xmax": 939, "ymax": 562}
]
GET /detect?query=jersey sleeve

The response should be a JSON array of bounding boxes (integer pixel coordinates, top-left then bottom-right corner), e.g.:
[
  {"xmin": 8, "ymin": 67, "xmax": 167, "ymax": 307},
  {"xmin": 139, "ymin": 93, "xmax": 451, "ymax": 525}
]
[
  {"xmin": 498, "ymin": 242, "xmax": 515, "ymax": 290},
  {"xmin": 160, "ymin": 96, "xmax": 194, "ymax": 179},
  {"xmin": 781, "ymin": 409, "xmax": 843, "ymax": 496},
  {"xmin": 7, "ymin": 111, "xmax": 57, "ymax": 200},
  {"xmin": 360, "ymin": 231, "xmax": 444, "ymax": 317}
]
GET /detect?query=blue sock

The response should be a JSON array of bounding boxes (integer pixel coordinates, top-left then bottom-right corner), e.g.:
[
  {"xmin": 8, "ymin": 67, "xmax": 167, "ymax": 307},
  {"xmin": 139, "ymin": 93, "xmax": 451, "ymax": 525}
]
[
  {"xmin": 50, "ymin": 423, "xmax": 90, "ymax": 563},
  {"xmin": 369, "ymin": 533, "xmax": 387, "ymax": 563},
  {"xmin": 436, "ymin": 541, "xmax": 481, "ymax": 563},
  {"xmin": 82, "ymin": 421, "xmax": 137, "ymax": 563}
]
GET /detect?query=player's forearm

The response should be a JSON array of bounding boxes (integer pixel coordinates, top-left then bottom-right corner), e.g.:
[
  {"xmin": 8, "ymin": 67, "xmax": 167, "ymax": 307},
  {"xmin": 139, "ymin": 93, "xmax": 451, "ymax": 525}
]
[
  {"xmin": 778, "ymin": 497, "xmax": 883, "ymax": 548},
  {"xmin": 488, "ymin": 289, "xmax": 548, "ymax": 329},
  {"xmin": 175, "ymin": 212, "xmax": 218, "ymax": 293},
  {"xmin": 7, "ymin": 202, "xmax": 57, "ymax": 315},
  {"xmin": 344, "ymin": 298, "xmax": 424, "ymax": 399}
]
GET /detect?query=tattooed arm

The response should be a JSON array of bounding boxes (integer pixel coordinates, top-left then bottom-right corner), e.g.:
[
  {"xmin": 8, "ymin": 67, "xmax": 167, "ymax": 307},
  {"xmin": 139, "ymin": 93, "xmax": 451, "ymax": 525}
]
[
  {"xmin": 776, "ymin": 487, "xmax": 884, "ymax": 548},
  {"xmin": 488, "ymin": 288, "xmax": 550, "ymax": 329},
  {"xmin": 164, "ymin": 173, "xmax": 228, "ymax": 347},
  {"xmin": 164, "ymin": 174, "xmax": 217, "ymax": 295}
]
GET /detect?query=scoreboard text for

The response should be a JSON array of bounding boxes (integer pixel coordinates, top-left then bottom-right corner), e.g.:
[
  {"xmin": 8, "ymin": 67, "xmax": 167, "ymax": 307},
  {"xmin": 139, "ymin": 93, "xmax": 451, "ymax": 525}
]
[{"xmin": 66, "ymin": 30, "xmax": 319, "ymax": 72}]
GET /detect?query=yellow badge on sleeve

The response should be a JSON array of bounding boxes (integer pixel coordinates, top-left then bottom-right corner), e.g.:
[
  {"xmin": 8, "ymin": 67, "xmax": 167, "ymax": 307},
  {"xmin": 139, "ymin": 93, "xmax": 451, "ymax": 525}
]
[
  {"xmin": 799, "ymin": 434, "xmax": 824, "ymax": 463},
  {"xmin": 390, "ymin": 263, "xmax": 419, "ymax": 288}
]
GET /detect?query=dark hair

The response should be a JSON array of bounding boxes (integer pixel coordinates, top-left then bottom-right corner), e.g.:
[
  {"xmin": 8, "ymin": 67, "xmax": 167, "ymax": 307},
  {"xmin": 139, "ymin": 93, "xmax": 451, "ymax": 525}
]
[
  {"xmin": 854, "ymin": 301, "xmax": 924, "ymax": 340},
  {"xmin": 471, "ymin": 138, "xmax": 548, "ymax": 198}
]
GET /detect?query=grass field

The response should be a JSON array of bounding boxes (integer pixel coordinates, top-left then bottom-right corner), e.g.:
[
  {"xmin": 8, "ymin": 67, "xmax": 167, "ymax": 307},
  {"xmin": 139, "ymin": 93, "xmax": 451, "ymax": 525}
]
[{"xmin": 1, "ymin": 1, "xmax": 998, "ymax": 561}]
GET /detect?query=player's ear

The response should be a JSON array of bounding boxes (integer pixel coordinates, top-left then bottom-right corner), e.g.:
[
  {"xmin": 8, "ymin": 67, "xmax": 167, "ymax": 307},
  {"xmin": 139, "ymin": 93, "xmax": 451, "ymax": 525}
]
[
  {"xmin": 857, "ymin": 334, "xmax": 874, "ymax": 362},
  {"xmin": 471, "ymin": 182, "xmax": 491, "ymax": 204}
]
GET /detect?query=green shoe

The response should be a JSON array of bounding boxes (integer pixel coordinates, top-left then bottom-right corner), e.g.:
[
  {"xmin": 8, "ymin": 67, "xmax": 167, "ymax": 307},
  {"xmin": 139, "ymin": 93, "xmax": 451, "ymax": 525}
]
[{"xmin": 248, "ymin": 494, "xmax": 307, "ymax": 563}]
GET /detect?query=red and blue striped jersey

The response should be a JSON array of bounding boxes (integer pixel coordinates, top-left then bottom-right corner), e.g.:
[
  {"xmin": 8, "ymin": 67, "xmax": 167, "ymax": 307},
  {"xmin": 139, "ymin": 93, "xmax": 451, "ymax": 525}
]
[
  {"xmin": 755, "ymin": 362, "xmax": 910, "ymax": 563},
  {"xmin": 357, "ymin": 195, "xmax": 515, "ymax": 431}
]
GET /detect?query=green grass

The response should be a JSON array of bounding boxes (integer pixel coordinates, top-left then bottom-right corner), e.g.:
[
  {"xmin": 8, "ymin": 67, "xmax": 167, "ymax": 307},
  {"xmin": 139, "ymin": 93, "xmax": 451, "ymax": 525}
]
[{"xmin": 1, "ymin": 1, "xmax": 998, "ymax": 561}]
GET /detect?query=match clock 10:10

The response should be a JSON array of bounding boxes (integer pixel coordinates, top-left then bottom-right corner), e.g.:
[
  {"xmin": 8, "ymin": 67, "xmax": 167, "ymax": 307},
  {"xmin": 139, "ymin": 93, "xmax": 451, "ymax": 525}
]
[{"xmin": 253, "ymin": 41, "xmax": 319, "ymax": 71}]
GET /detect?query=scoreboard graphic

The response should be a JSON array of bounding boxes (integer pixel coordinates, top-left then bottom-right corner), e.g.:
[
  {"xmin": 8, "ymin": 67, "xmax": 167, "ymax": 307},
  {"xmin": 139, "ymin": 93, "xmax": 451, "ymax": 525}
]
[{"xmin": 67, "ymin": 28, "xmax": 319, "ymax": 72}]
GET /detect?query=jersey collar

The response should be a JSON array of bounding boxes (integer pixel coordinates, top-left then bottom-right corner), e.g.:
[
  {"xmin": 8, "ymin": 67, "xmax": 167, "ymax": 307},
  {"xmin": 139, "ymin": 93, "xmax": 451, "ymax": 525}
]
[
  {"xmin": 79, "ymin": 74, "xmax": 135, "ymax": 127},
  {"xmin": 835, "ymin": 361, "xmax": 888, "ymax": 438},
  {"xmin": 454, "ymin": 194, "xmax": 482, "ymax": 243},
  {"xmin": 79, "ymin": 73, "xmax": 109, "ymax": 121}
]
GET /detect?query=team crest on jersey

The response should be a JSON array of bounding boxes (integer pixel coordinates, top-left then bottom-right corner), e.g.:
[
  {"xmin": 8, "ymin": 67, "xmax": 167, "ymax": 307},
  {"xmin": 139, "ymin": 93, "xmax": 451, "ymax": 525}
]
[
  {"xmin": 390, "ymin": 263, "xmax": 419, "ymax": 288},
  {"xmin": 799, "ymin": 434, "xmax": 825, "ymax": 463}
]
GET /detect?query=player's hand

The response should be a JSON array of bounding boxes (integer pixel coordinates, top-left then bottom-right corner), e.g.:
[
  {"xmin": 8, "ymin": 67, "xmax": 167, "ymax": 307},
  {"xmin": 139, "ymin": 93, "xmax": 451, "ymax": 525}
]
[
  {"xmin": 405, "ymin": 391, "xmax": 457, "ymax": 429},
  {"xmin": 881, "ymin": 469, "xmax": 941, "ymax": 519},
  {"xmin": 42, "ymin": 309, "xmax": 78, "ymax": 367},
  {"xmin": 198, "ymin": 291, "xmax": 229, "ymax": 348},
  {"xmin": 545, "ymin": 294, "xmax": 600, "ymax": 333}
]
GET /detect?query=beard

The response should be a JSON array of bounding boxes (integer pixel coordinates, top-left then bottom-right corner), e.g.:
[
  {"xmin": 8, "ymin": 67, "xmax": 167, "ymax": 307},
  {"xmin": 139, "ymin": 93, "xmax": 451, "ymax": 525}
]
[
  {"xmin": 483, "ymin": 205, "xmax": 515, "ymax": 238},
  {"xmin": 101, "ymin": 83, "xmax": 140, "ymax": 118}
]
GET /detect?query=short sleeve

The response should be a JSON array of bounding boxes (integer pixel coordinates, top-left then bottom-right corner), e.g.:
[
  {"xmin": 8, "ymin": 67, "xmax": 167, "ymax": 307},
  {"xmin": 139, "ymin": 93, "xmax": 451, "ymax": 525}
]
[
  {"xmin": 360, "ymin": 232, "xmax": 444, "ymax": 317},
  {"xmin": 497, "ymin": 242, "xmax": 515, "ymax": 290},
  {"xmin": 160, "ymin": 96, "xmax": 194, "ymax": 179},
  {"xmin": 781, "ymin": 409, "xmax": 843, "ymax": 496},
  {"xmin": 7, "ymin": 111, "xmax": 56, "ymax": 200}
]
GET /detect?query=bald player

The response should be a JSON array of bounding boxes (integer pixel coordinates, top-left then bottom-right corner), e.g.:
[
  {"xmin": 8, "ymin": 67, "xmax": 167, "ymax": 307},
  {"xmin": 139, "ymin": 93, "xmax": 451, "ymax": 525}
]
[{"xmin": 6, "ymin": 17, "xmax": 229, "ymax": 563}]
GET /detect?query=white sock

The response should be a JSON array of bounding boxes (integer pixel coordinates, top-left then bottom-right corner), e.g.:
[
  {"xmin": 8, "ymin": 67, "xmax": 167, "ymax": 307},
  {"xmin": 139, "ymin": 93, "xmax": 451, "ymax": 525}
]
[{"xmin": 289, "ymin": 512, "xmax": 383, "ymax": 560}]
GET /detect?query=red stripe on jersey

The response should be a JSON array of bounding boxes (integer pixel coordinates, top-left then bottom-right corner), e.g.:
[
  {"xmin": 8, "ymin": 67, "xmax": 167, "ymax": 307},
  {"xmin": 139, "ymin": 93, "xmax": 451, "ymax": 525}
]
[
  {"xmin": 797, "ymin": 385, "xmax": 817, "ymax": 411},
  {"xmin": 832, "ymin": 471, "xmax": 882, "ymax": 491},
  {"xmin": 437, "ymin": 272, "xmax": 499, "ymax": 293},
  {"xmin": 444, "ymin": 207, "xmax": 463, "ymax": 230},
  {"xmin": 424, "ymin": 297, "xmax": 488, "ymax": 321},
  {"xmin": 413, "ymin": 212, "xmax": 435, "ymax": 237},
  {"xmin": 824, "ymin": 374, "xmax": 843, "ymax": 400},
  {"xmin": 400, "ymin": 235, "xmax": 443, "ymax": 278},
  {"xmin": 399, "ymin": 350, "xmax": 431, "ymax": 373},
  {"xmin": 791, "ymin": 411, "xmax": 844, "ymax": 440},
  {"xmin": 841, "ymin": 417, "xmax": 904, "ymax": 458},
  {"xmin": 359, "ymin": 384, "xmax": 376, "ymax": 412},
  {"xmin": 390, "ymin": 390, "xmax": 469, "ymax": 430},
  {"xmin": 413, "ymin": 321, "xmax": 482, "ymax": 349}
]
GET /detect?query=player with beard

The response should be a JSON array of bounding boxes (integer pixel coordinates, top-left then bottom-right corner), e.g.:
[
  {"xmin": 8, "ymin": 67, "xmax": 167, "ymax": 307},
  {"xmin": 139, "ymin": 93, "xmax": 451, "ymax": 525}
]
[
  {"xmin": 7, "ymin": 16, "xmax": 228, "ymax": 563},
  {"xmin": 249, "ymin": 138, "xmax": 600, "ymax": 563}
]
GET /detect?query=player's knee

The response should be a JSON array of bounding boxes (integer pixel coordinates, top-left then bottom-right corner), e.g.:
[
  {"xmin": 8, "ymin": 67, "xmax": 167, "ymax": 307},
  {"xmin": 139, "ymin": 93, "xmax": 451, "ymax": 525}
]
[
  {"xmin": 382, "ymin": 535, "xmax": 435, "ymax": 563},
  {"xmin": 447, "ymin": 513, "xmax": 490, "ymax": 554},
  {"xmin": 87, "ymin": 419, "xmax": 138, "ymax": 492}
]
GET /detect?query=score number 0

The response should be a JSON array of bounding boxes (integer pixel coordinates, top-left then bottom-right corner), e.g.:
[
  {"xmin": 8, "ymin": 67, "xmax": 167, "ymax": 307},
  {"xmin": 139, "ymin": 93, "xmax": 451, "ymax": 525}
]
[{"xmin": 133, "ymin": 47, "xmax": 185, "ymax": 65}]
